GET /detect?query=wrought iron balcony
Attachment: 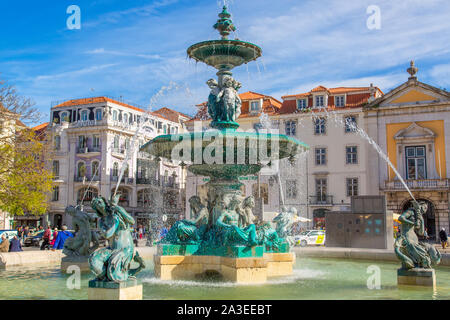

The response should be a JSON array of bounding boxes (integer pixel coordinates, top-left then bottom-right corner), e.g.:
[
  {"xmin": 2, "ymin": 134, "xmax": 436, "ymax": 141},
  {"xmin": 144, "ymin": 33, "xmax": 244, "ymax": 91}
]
[
  {"xmin": 77, "ymin": 146, "xmax": 101, "ymax": 154},
  {"xmin": 136, "ymin": 178, "xmax": 160, "ymax": 186},
  {"xmin": 309, "ymin": 195, "xmax": 333, "ymax": 205},
  {"xmin": 383, "ymin": 179, "xmax": 449, "ymax": 191}
]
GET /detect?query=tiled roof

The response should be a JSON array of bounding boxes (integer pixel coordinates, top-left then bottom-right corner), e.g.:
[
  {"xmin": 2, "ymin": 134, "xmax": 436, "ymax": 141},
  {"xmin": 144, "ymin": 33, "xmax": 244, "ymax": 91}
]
[
  {"xmin": 279, "ymin": 87, "xmax": 381, "ymax": 114},
  {"xmin": 53, "ymin": 97, "xmax": 171, "ymax": 121},
  {"xmin": 32, "ymin": 122, "xmax": 49, "ymax": 131},
  {"xmin": 153, "ymin": 107, "xmax": 192, "ymax": 123}
]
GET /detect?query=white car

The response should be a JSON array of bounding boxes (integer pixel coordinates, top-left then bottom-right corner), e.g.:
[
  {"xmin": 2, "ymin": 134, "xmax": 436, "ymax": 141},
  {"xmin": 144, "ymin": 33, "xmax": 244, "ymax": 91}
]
[{"xmin": 294, "ymin": 230, "xmax": 326, "ymax": 247}]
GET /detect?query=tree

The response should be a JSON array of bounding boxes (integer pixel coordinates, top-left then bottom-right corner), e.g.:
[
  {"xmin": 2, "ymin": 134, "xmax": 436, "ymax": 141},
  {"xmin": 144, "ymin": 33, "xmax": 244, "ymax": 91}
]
[{"xmin": 0, "ymin": 77, "xmax": 53, "ymax": 217}]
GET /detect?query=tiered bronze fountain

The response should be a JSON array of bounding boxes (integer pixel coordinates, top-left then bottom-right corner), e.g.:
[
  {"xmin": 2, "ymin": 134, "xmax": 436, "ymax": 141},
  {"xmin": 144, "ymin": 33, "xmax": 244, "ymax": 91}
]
[{"xmin": 141, "ymin": 6, "xmax": 309, "ymax": 283}]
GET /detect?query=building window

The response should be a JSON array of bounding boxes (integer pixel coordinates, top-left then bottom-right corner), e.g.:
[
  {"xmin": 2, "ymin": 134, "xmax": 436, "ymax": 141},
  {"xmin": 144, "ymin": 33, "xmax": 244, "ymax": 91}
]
[
  {"xmin": 78, "ymin": 136, "xmax": 87, "ymax": 149},
  {"xmin": 286, "ymin": 180, "xmax": 297, "ymax": 199},
  {"xmin": 335, "ymin": 95, "xmax": 345, "ymax": 107},
  {"xmin": 77, "ymin": 162, "xmax": 86, "ymax": 177},
  {"xmin": 125, "ymin": 138, "xmax": 130, "ymax": 150},
  {"xmin": 405, "ymin": 146, "xmax": 427, "ymax": 180},
  {"xmin": 315, "ymin": 148, "xmax": 327, "ymax": 165},
  {"xmin": 345, "ymin": 116, "xmax": 357, "ymax": 132},
  {"xmin": 52, "ymin": 160, "xmax": 60, "ymax": 178},
  {"xmin": 81, "ymin": 110, "xmax": 88, "ymax": 121},
  {"xmin": 112, "ymin": 110, "xmax": 118, "ymax": 121},
  {"xmin": 314, "ymin": 118, "xmax": 326, "ymax": 135},
  {"xmin": 92, "ymin": 161, "xmax": 100, "ymax": 177},
  {"xmin": 297, "ymin": 99, "xmax": 307, "ymax": 110},
  {"xmin": 95, "ymin": 109, "xmax": 102, "ymax": 121},
  {"xmin": 113, "ymin": 135, "xmax": 119, "ymax": 149},
  {"xmin": 54, "ymin": 135, "xmax": 61, "ymax": 150},
  {"xmin": 123, "ymin": 113, "xmax": 128, "ymax": 124},
  {"xmin": 93, "ymin": 135, "xmax": 100, "ymax": 149},
  {"xmin": 346, "ymin": 178, "xmax": 359, "ymax": 197},
  {"xmin": 315, "ymin": 178, "xmax": 327, "ymax": 202},
  {"xmin": 315, "ymin": 95, "xmax": 324, "ymax": 107},
  {"xmin": 252, "ymin": 183, "xmax": 269, "ymax": 205},
  {"xmin": 250, "ymin": 101, "xmax": 260, "ymax": 112},
  {"xmin": 285, "ymin": 121, "xmax": 296, "ymax": 136},
  {"xmin": 52, "ymin": 186, "xmax": 59, "ymax": 202},
  {"xmin": 346, "ymin": 146, "xmax": 358, "ymax": 164},
  {"xmin": 61, "ymin": 112, "xmax": 68, "ymax": 122},
  {"xmin": 112, "ymin": 162, "xmax": 119, "ymax": 177},
  {"xmin": 77, "ymin": 187, "xmax": 98, "ymax": 204}
]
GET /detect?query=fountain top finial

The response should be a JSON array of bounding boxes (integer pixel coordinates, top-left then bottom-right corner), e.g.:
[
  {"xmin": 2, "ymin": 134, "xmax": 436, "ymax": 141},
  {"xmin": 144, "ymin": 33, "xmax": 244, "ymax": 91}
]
[{"xmin": 214, "ymin": 5, "xmax": 236, "ymax": 40}]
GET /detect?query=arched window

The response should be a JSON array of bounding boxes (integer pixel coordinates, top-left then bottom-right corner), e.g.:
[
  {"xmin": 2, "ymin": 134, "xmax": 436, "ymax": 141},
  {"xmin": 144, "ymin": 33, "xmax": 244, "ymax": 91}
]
[
  {"xmin": 123, "ymin": 164, "xmax": 129, "ymax": 178},
  {"xmin": 112, "ymin": 162, "xmax": 119, "ymax": 177},
  {"xmin": 81, "ymin": 110, "xmax": 88, "ymax": 121},
  {"xmin": 77, "ymin": 187, "xmax": 98, "ymax": 204},
  {"xmin": 61, "ymin": 112, "xmax": 68, "ymax": 122},
  {"xmin": 77, "ymin": 162, "xmax": 86, "ymax": 177},
  {"xmin": 95, "ymin": 109, "xmax": 102, "ymax": 121},
  {"xmin": 92, "ymin": 161, "xmax": 100, "ymax": 177},
  {"xmin": 112, "ymin": 110, "xmax": 118, "ymax": 121},
  {"xmin": 123, "ymin": 113, "xmax": 128, "ymax": 124}
]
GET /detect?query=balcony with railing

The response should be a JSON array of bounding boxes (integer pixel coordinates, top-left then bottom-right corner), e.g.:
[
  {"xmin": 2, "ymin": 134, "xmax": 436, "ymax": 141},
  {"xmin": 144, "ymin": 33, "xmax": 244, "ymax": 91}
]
[
  {"xmin": 136, "ymin": 178, "xmax": 160, "ymax": 186},
  {"xmin": 309, "ymin": 195, "xmax": 334, "ymax": 206},
  {"xmin": 383, "ymin": 179, "xmax": 449, "ymax": 191},
  {"xmin": 77, "ymin": 146, "xmax": 101, "ymax": 154},
  {"xmin": 110, "ymin": 176, "xmax": 134, "ymax": 185}
]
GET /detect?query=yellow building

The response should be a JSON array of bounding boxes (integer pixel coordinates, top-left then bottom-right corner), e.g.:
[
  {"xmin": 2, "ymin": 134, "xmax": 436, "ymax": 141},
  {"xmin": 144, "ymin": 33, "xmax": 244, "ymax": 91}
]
[{"xmin": 365, "ymin": 61, "xmax": 450, "ymax": 240}]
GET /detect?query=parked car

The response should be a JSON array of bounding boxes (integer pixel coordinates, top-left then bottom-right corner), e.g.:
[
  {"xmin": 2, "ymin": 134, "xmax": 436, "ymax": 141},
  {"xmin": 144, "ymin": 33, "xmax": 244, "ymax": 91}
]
[
  {"xmin": 24, "ymin": 230, "xmax": 45, "ymax": 247},
  {"xmin": 294, "ymin": 230, "xmax": 326, "ymax": 247},
  {"xmin": 0, "ymin": 230, "xmax": 18, "ymax": 243}
]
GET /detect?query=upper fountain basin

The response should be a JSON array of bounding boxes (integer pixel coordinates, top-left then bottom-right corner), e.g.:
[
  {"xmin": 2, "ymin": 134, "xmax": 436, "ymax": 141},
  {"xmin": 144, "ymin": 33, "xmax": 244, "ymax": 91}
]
[
  {"xmin": 187, "ymin": 39, "xmax": 262, "ymax": 70},
  {"xmin": 140, "ymin": 129, "xmax": 309, "ymax": 166}
]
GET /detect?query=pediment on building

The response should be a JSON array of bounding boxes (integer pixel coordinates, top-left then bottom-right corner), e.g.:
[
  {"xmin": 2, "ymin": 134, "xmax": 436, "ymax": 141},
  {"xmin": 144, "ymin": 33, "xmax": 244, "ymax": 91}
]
[
  {"xmin": 367, "ymin": 80, "xmax": 449, "ymax": 109},
  {"xmin": 394, "ymin": 122, "xmax": 435, "ymax": 141}
]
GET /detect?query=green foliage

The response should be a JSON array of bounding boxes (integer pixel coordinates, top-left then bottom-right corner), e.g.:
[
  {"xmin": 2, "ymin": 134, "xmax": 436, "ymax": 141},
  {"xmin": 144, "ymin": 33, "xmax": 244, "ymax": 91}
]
[{"xmin": 0, "ymin": 128, "xmax": 53, "ymax": 216}]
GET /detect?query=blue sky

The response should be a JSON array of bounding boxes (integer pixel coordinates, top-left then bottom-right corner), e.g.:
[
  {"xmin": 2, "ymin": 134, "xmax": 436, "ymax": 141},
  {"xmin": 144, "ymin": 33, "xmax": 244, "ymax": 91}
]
[{"xmin": 1, "ymin": 0, "xmax": 450, "ymax": 125}]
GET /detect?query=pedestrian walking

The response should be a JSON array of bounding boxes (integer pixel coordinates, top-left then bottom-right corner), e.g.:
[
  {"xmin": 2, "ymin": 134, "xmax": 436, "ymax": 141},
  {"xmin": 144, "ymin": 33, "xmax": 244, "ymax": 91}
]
[
  {"xmin": 439, "ymin": 228, "xmax": 448, "ymax": 250},
  {"xmin": 50, "ymin": 228, "xmax": 58, "ymax": 247},
  {"xmin": 51, "ymin": 225, "xmax": 74, "ymax": 250},
  {"xmin": 41, "ymin": 226, "xmax": 52, "ymax": 250}
]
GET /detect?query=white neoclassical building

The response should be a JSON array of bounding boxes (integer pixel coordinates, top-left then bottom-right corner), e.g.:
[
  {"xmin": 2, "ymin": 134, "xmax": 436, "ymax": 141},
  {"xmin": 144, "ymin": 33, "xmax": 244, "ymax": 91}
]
[{"xmin": 43, "ymin": 96, "xmax": 190, "ymax": 231}]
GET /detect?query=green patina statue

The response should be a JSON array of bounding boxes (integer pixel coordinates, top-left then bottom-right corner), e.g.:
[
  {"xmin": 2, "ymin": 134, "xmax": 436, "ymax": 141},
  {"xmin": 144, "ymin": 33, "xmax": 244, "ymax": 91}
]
[
  {"xmin": 395, "ymin": 201, "xmax": 441, "ymax": 270},
  {"xmin": 63, "ymin": 206, "xmax": 100, "ymax": 256},
  {"xmin": 89, "ymin": 196, "xmax": 145, "ymax": 282},
  {"xmin": 159, "ymin": 196, "xmax": 209, "ymax": 245},
  {"xmin": 207, "ymin": 75, "xmax": 242, "ymax": 126}
]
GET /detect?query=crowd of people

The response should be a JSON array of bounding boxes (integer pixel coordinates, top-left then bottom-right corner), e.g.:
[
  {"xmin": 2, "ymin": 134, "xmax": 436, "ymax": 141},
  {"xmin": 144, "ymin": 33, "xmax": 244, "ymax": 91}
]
[{"xmin": 0, "ymin": 224, "xmax": 74, "ymax": 253}]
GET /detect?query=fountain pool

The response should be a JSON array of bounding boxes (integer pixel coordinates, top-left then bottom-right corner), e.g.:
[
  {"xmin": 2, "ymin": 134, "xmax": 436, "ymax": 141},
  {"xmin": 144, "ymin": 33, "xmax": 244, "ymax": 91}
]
[{"xmin": 1, "ymin": 257, "xmax": 449, "ymax": 300}]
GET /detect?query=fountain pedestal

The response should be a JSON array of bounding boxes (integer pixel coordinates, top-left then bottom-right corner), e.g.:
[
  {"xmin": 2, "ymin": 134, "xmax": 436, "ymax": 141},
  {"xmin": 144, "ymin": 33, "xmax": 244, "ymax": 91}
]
[
  {"xmin": 88, "ymin": 279, "xmax": 143, "ymax": 300},
  {"xmin": 154, "ymin": 245, "xmax": 295, "ymax": 284},
  {"xmin": 397, "ymin": 268, "xmax": 436, "ymax": 288}
]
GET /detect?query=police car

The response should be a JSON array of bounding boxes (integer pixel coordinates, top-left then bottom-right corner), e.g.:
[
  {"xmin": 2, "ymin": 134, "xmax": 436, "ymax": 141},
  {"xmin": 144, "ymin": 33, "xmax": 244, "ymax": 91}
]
[{"xmin": 294, "ymin": 230, "xmax": 326, "ymax": 247}]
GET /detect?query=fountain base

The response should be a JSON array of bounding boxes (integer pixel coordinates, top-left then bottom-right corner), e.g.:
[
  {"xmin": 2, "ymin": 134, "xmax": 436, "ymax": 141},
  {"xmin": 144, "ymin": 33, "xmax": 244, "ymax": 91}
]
[
  {"xmin": 397, "ymin": 268, "xmax": 436, "ymax": 288},
  {"xmin": 88, "ymin": 279, "xmax": 143, "ymax": 300},
  {"xmin": 154, "ymin": 251, "xmax": 295, "ymax": 284}
]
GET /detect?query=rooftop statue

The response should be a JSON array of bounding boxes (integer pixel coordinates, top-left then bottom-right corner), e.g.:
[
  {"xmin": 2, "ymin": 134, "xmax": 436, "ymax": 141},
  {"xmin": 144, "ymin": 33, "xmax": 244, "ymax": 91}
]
[
  {"xmin": 89, "ymin": 196, "xmax": 145, "ymax": 282},
  {"xmin": 63, "ymin": 206, "xmax": 99, "ymax": 256},
  {"xmin": 395, "ymin": 201, "xmax": 441, "ymax": 270}
]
